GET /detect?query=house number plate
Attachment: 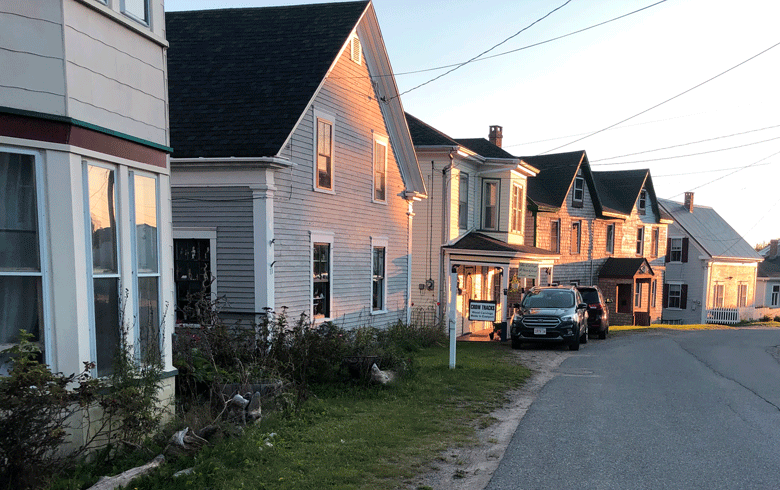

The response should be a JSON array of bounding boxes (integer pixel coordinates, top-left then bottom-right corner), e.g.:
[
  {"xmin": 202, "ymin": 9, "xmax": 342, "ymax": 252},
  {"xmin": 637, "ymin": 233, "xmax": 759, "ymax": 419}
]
[{"xmin": 534, "ymin": 328, "xmax": 546, "ymax": 336}]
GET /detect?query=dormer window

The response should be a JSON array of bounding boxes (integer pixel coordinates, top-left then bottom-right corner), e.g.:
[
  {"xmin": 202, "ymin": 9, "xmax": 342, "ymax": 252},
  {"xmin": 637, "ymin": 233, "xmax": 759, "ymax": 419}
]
[
  {"xmin": 350, "ymin": 35, "xmax": 362, "ymax": 65},
  {"xmin": 572, "ymin": 170, "xmax": 584, "ymax": 208},
  {"xmin": 638, "ymin": 189, "xmax": 647, "ymax": 215}
]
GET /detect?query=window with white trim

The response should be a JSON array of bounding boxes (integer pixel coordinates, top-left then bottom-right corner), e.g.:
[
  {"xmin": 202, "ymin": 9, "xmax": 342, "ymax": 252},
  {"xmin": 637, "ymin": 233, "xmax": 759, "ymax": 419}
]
[
  {"xmin": 314, "ymin": 111, "xmax": 335, "ymax": 192},
  {"xmin": 668, "ymin": 283, "xmax": 682, "ymax": 309},
  {"xmin": 482, "ymin": 180, "xmax": 499, "ymax": 230},
  {"xmin": 373, "ymin": 136, "xmax": 387, "ymax": 203},
  {"xmin": 510, "ymin": 183, "xmax": 523, "ymax": 233},
  {"xmin": 713, "ymin": 284, "xmax": 724, "ymax": 308},
  {"xmin": 634, "ymin": 282, "xmax": 642, "ymax": 307},
  {"xmin": 0, "ymin": 149, "xmax": 47, "ymax": 370},
  {"xmin": 571, "ymin": 221, "xmax": 581, "ymax": 255},
  {"xmin": 651, "ymin": 279, "xmax": 657, "ymax": 308},
  {"xmin": 458, "ymin": 173, "xmax": 469, "ymax": 230},
  {"xmin": 636, "ymin": 227, "xmax": 644, "ymax": 255},
  {"xmin": 572, "ymin": 170, "xmax": 584, "ymax": 208},
  {"xmin": 651, "ymin": 227, "xmax": 659, "ymax": 257},
  {"xmin": 670, "ymin": 238, "xmax": 683, "ymax": 262},
  {"xmin": 550, "ymin": 219, "xmax": 560, "ymax": 253},
  {"xmin": 174, "ymin": 232, "xmax": 215, "ymax": 324},
  {"xmin": 371, "ymin": 237, "xmax": 388, "ymax": 313},
  {"xmin": 311, "ymin": 232, "xmax": 333, "ymax": 320},
  {"xmin": 771, "ymin": 285, "xmax": 779, "ymax": 307},
  {"xmin": 638, "ymin": 189, "xmax": 647, "ymax": 215},
  {"xmin": 132, "ymin": 173, "xmax": 160, "ymax": 360},
  {"xmin": 737, "ymin": 283, "xmax": 748, "ymax": 308},
  {"xmin": 122, "ymin": 0, "xmax": 149, "ymax": 25}
]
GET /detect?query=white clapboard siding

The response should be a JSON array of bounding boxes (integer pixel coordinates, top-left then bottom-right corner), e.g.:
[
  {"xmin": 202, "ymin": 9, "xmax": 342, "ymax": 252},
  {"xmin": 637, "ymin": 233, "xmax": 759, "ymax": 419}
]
[{"xmin": 273, "ymin": 35, "xmax": 410, "ymax": 329}]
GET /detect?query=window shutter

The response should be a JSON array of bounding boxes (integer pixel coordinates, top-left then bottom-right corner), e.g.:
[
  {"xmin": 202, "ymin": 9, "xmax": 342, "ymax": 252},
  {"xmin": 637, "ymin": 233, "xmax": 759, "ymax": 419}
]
[
  {"xmin": 663, "ymin": 283, "xmax": 669, "ymax": 308},
  {"xmin": 681, "ymin": 238, "xmax": 689, "ymax": 263},
  {"xmin": 680, "ymin": 284, "xmax": 688, "ymax": 309},
  {"xmin": 665, "ymin": 238, "xmax": 671, "ymax": 263}
]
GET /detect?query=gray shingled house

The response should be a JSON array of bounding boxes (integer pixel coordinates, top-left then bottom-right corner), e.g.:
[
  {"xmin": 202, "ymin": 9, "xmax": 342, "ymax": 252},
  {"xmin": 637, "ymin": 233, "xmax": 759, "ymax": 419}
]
[{"xmin": 166, "ymin": 1, "xmax": 426, "ymax": 327}]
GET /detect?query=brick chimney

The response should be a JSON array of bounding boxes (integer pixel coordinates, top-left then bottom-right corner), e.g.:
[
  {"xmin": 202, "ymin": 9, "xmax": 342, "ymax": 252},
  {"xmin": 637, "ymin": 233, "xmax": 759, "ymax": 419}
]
[
  {"xmin": 684, "ymin": 192, "xmax": 694, "ymax": 213},
  {"xmin": 489, "ymin": 125, "xmax": 503, "ymax": 148},
  {"xmin": 771, "ymin": 239, "xmax": 778, "ymax": 259}
]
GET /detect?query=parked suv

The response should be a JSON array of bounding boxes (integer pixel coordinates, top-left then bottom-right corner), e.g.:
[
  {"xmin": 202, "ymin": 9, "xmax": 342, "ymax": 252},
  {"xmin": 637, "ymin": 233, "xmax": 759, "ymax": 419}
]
[
  {"xmin": 576, "ymin": 285, "xmax": 609, "ymax": 339},
  {"xmin": 510, "ymin": 286, "xmax": 588, "ymax": 351}
]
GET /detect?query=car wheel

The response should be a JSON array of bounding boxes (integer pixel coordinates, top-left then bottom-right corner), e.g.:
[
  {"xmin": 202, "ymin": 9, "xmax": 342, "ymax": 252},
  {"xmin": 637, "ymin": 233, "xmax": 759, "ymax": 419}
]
[
  {"xmin": 598, "ymin": 326, "xmax": 607, "ymax": 340},
  {"xmin": 581, "ymin": 324, "xmax": 588, "ymax": 344},
  {"xmin": 511, "ymin": 337, "xmax": 522, "ymax": 350},
  {"xmin": 569, "ymin": 333, "xmax": 580, "ymax": 351}
]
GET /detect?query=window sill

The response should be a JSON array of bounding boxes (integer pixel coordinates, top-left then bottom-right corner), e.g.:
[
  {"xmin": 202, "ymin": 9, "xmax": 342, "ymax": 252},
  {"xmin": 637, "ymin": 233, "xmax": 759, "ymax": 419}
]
[
  {"xmin": 370, "ymin": 309, "xmax": 388, "ymax": 316},
  {"xmin": 313, "ymin": 186, "xmax": 335, "ymax": 195}
]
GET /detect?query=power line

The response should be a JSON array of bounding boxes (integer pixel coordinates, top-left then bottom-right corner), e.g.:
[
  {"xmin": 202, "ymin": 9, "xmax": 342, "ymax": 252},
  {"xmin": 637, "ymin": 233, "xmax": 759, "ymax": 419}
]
[
  {"xmin": 391, "ymin": 0, "xmax": 574, "ymax": 100},
  {"xmin": 590, "ymin": 124, "xmax": 780, "ymax": 162},
  {"xmin": 590, "ymin": 135, "xmax": 780, "ymax": 166},
  {"xmin": 542, "ymin": 39, "xmax": 780, "ymax": 154},
  {"xmin": 653, "ymin": 161, "xmax": 775, "ymax": 178}
]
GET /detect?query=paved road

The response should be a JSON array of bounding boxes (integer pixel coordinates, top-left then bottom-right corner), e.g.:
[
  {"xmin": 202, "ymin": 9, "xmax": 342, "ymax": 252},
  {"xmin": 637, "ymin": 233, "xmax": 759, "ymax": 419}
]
[{"xmin": 485, "ymin": 328, "xmax": 780, "ymax": 490}]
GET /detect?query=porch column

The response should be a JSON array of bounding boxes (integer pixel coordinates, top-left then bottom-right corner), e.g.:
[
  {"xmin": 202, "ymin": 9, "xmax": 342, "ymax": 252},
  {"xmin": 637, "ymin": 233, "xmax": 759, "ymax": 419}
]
[
  {"xmin": 448, "ymin": 259, "xmax": 458, "ymax": 369},
  {"xmin": 251, "ymin": 169, "xmax": 277, "ymax": 320},
  {"xmin": 501, "ymin": 267, "xmax": 510, "ymax": 322}
]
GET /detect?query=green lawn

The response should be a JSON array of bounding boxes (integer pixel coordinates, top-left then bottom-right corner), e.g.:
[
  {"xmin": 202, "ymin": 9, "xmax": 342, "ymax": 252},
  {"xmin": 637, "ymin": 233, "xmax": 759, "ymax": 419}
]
[{"xmin": 127, "ymin": 342, "xmax": 530, "ymax": 490}]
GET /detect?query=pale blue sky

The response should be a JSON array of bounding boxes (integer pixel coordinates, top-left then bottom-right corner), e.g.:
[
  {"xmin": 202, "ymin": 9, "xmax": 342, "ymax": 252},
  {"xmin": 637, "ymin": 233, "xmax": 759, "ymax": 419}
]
[{"xmin": 166, "ymin": 0, "xmax": 780, "ymax": 247}]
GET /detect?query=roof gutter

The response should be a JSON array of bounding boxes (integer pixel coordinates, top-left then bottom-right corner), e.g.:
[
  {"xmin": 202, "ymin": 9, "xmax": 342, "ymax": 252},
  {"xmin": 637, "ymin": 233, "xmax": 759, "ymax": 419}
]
[{"xmin": 171, "ymin": 156, "xmax": 295, "ymax": 169}]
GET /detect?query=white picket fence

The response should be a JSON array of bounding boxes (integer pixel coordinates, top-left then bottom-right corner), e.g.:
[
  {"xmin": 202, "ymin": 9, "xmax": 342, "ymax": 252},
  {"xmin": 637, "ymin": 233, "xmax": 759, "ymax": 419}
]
[{"xmin": 706, "ymin": 308, "xmax": 740, "ymax": 325}]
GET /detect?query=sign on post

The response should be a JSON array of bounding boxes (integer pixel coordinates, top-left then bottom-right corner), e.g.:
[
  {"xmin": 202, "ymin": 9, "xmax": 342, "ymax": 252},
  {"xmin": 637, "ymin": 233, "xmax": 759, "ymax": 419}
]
[
  {"xmin": 516, "ymin": 262, "xmax": 538, "ymax": 279},
  {"xmin": 469, "ymin": 300, "xmax": 497, "ymax": 322}
]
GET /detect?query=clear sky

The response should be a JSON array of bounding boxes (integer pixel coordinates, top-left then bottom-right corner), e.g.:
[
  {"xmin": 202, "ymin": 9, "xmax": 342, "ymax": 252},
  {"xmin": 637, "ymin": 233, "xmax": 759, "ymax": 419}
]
[{"xmin": 165, "ymin": 0, "xmax": 780, "ymax": 248}]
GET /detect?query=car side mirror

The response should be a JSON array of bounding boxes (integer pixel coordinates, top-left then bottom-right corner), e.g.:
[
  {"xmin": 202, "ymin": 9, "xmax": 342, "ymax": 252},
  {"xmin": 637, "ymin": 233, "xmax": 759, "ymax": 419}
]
[{"xmin": 577, "ymin": 303, "xmax": 588, "ymax": 310}]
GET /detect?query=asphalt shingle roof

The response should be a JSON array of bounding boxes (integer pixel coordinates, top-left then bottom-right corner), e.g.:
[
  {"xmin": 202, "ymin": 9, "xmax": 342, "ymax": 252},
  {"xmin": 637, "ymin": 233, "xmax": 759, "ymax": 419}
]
[
  {"xmin": 444, "ymin": 232, "xmax": 558, "ymax": 256},
  {"xmin": 598, "ymin": 257, "xmax": 653, "ymax": 278},
  {"xmin": 455, "ymin": 138, "xmax": 516, "ymax": 159},
  {"xmin": 592, "ymin": 169, "xmax": 648, "ymax": 216},
  {"xmin": 166, "ymin": 1, "xmax": 370, "ymax": 158},
  {"xmin": 519, "ymin": 151, "xmax": 586, "ymax": 210},
  {"xmin": 758, "ymin": 256, "xmax": 780, "ymax": 278},
  {"xmin": 658, "ymin": 198, "xmax": 763, "ymax": 260},
  {"xmin": 405, "ymin": 112, "xmax": 459, "ymax": 147}
]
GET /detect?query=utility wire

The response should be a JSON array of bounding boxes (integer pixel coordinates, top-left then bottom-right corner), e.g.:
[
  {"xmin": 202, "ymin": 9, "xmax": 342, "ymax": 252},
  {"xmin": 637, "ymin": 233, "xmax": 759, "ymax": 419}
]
[
  {"xmin": 590, "ymin": 124, "xmax": 780, "ymax": 162},
  {"xmin": 542, "ymin": 39, "xmax": 780, "ymax": 154},
  {"xmin": 590, "ymin": 135, "xmax": 780, "ymax": 166},
  {"xmin": 654, "ymin": 161, "xmax": 775, "ymax": 178},
  {"xmin": 390, "ymin": 0, "xmax": 574, "ymax": 100}
]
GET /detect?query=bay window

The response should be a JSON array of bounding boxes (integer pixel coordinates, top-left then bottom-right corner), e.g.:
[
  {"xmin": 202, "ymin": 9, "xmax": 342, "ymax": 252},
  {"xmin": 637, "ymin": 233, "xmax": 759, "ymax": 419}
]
[{"xmin": 133, "ymin": 173, "xmax": 160, "ymax": 361}]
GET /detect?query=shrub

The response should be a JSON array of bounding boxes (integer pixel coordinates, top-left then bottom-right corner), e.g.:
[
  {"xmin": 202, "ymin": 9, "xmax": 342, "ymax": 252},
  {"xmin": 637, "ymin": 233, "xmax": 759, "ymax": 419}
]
[
  {"xmin": 762, "ymin": 315, "xmax": 772, "ymax": 322},
  {"xmin": 774, "ymin": 315, "xmax": 780, "ymax": 323}
]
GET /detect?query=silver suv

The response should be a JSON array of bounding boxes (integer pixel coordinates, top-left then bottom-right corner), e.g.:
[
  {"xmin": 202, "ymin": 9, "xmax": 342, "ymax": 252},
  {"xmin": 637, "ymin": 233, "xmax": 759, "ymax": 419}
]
[{"xmin": 510, "ymin": 286, "xmax": 589, "ymax": 351}]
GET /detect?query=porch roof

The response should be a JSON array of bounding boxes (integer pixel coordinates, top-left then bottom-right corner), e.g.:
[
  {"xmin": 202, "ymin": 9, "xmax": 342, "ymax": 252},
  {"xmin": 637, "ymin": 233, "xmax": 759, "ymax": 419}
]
[
  {"xmin": 598, "ymin": 257, "xmax": 654, "ymax": 279},
  {"xmin": 444, "ymin": 232, "xmax": 558, "ymax": 258}
]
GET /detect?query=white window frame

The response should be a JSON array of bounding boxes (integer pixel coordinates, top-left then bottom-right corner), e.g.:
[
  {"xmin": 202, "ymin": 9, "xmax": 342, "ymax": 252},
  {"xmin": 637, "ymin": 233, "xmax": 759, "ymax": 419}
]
[
  {"xmin": 372, "ymin": 134, "xmax": 388, "ymax": 204},
  {"xmin": 636, "ymin": 227, "xmax": 644, "ymax": 255},
  {"xmin": 458, "ymin": 172, "xmax": 469, "ymax": 230},
  {"xmin": 606, "ymin": 223, "xmax": 615, "ymax": 255},
  {"xmin": 668, "ymin": 283, "xmax": 682, "ymax": 309},
  {"xmin": 638, "ymin": 189, "xmax": 647, "ymax": 214},
  {"xmin": 737, "ymin": 283, "xmax": 748, "ymax": 308},
  {"xmin": 121, "ymin": 0, "xmax": 150, "ymax": 26},
  {"xmin": 370, "ymin": 236, "xmax": 388, "ymax": 315},
  {"xmin": 670, "ymin": 237, "xmax": 683, "ymax": 262},
  {"xmin": 634, "ymin": 282, "xmax": 642, "ymax": 307},
  {"xmin": 510, "ymin": 183, "xmax": 524, "ymax": 233},
  {"xmin": 713, "ymin": 283, "xmax": 724, "ymax": 308},
  {"xmin": 550, "ymin": 219, "xmax": 560, "ymax": 253},
  {"xmin": 173, "ymin": 228, "xmax": 218, "ymax": 305},
  {"xmin": 482, "ymin": 179, "xmax": 500, "ymax": 231},
  {"xmin": 771, "ymin": 285, "xmax": 780, "ymax": 307},
  {"xmin": 572, "ymin": 171, "xmax": 584, "ymax": 206},
  {"xmin": 571, "ymin": 221, "xmax": 581, "ymax": 255},
  {"xmin": 130, "ymin": 170, "xmax": 161, "ymax": 360},
  {"xmin": 313, "ymin": 109, "xmax": 336, "ymax": 194},
  {"xmin": 83, "ymin": 161, "xmax": 123, "ymax": 377},
  {"xmin": 651, "ymin": 279, "xmax": 657, "ymax": 308},
  {"xmin": 0, "ymin": 147, "xmax": 51, "ymax": 366},
  {"xmin": 310, "ymin": 231, "xmax": 334, "ymax": 322}
]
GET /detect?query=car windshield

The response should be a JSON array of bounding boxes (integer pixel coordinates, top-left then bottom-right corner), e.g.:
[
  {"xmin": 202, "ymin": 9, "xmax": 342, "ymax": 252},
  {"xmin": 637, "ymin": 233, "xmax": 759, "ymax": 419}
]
[
  {"xmin": 522, "ymin": 290, "xmax": 575, "ymax": 308},
  {"xmin": 578, "ymin": 289, "xmax": 600, "ymax": 304}
]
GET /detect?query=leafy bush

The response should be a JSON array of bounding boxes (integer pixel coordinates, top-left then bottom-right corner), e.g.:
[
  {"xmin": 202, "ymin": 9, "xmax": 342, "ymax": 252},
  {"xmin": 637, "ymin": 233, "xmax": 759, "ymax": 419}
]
[{"xmin": 774, "ymin": 315, "xmax": 780, "ymax": 323}]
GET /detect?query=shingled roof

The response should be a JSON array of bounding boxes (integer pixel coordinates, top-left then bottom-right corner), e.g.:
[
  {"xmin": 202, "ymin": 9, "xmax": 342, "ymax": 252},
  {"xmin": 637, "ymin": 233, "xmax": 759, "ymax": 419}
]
[
  {"xmin": 758, "ymin": 256, "xmax": 780, "ymax": 278},
  {"xmin": 405, "ymin": 112, "xmax": 459, "ymax": 147},
  {"xmin": 658, "ymin": 198, "xmax": 763, "ymax": 260},
  {"xmin": 444, "ymin": 232, "xmax": 558, "ymax": 256},
  {"xmin": 166, "ymin": 1, "xmax": 370, "ymax": 158},
  {"xmin": 455, "ymin": 138, "xmax": 516, "ymax": 159},
  {"xmin": 598, "ymin": 257, "xmax": 654, "ymax": 278},
  {"xmin": 519, "ymin": 151, "xmax": 597, "ymax": 212},
  {"xmin": 592, "ymin": 169, "xmax": 648, "ymax": 216}
]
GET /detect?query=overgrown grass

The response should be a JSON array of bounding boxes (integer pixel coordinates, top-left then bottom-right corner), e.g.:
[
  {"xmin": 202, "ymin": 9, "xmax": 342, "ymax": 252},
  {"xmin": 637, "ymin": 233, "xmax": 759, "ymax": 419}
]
[{"xmin": 121, "ymin": 342, "xmax": 530, "ymax": 490}]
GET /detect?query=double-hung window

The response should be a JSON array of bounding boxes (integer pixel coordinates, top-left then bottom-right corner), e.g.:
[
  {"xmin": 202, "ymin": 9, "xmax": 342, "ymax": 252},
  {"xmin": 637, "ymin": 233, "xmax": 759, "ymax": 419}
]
[
  {"xmin": 311, "ymin": 232, "xmax": 333, "ymax": 320},
  {"xmin": 572, "ymin": 171, "xmax": 584, "ymax": 208},
  {"xmin": 606, "ymin": 223, "xmax": 614, "ymax": 254},
  {"xmin": 670, "ymin": 238, "xmax": 683, "ymax": 262},
  {"xmin": 510, "ymin": 183, "xmax": 523, "ymax": 233},
  {"xmin": 571, "ymin": 221, "xmax": 581, "ymax": 255},
  {"xmin": 373, "ymin": 136, "xmax": 387, "ymax": 203},
  {"xmin": 314, "ymin": 111, "xmax": 335, "ymax": 192},
  {"xmin": 550, "ymin": 219, "xmax": 560, "ymax": 253},
  {"xmin": 713, "ymin": 284, "xmax": 724, "ymax": 308},
  {"xmin": 651, "ymin": 279, "xmax": 657, "ymax": 308},
  {"xmin": 0, "ymin": 149, "xmax": 47, "ymax": 365},
  {"xmin": 771, "ymin": 285, "xmax": 780, "ymax": 307},
  {"xmin": 651, "ymin": 228, "xmax": 659, "ymax": 257},
  {"xmin": 132, "ymin": 173, "xmax": 160, "ymax": 361},
  {"xmin": 668, "ymin": 284, "xmax": 682, "ymax": 309},
  {"xmin": 634, "ymin": 283, "xmax": 642, "ymax": 307},
  {"xmin": 636, "ymin": 227, "xmax": 644, "ymax": 255},
  {"xmin": 86, "ymin": 164, "xmax": 121, "ymax": 376},
  {"xmin": 371, "ymin": 237, "xmax": 388, "ymax": 313},
  {"xmin": 638, "ymin": 189, "xmax": 647, "ymax": 215},
  {"xmin": 737, "ymin": 283, "xmax": 748, "ymax": 308},
  {"xmin": 482, "ymin": 180, "xmax": 499, "ymax": 230},
  {"xmin": 458, "ymin": 173, "xmax": 469, "ymax": 230}
]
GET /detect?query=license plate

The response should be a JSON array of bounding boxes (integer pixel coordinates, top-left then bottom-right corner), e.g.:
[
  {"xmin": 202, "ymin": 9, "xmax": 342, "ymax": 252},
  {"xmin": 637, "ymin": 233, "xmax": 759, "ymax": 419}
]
[{"xmin": 534, "ymin": 328, "xmax": 546, "ymax": 336}]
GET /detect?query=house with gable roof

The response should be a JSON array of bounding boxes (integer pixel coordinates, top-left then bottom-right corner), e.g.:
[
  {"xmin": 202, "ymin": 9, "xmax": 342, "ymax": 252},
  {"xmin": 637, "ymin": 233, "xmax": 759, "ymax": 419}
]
[
  {"xmin": 166, "ymin": 1, "xmax": 426, "ymax": 328},
  {"xmin": 405, "ymin": 115, "xmax": 557, "ymax": 335},
  {"xmin": 521, "ymin": 150, "xmax": 671, "ymax": 326},
  {"xmin": 659, "ymin": 193, "xmax": 763, "ymax": 324},
  {"xmin": 756, "ymin": 240, "xmax": 780, "ymax": 317}
]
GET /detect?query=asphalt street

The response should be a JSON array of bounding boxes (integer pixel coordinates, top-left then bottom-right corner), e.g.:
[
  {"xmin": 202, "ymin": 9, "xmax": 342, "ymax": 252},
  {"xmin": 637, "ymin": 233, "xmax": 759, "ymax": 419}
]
[{"xmin": 485, "ymin": 328, "xmax": 780, "ymax": 490}]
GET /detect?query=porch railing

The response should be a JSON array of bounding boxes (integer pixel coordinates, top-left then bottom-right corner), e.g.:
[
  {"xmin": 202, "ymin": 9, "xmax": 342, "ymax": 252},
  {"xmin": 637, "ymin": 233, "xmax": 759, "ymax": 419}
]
[{"xmin": 706, "ymin": 308, "xmax": 740, "ymax": 325}]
